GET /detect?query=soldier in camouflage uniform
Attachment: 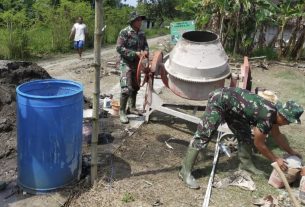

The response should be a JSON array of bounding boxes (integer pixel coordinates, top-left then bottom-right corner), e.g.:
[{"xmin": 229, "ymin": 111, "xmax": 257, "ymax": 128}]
[
  {"xmin": 179, "ymin": 87, "xmax": 304, "ymax": 189},
  {"xmin": 116, "ymin": 11, "xmax": 149, "ymax": 124}
]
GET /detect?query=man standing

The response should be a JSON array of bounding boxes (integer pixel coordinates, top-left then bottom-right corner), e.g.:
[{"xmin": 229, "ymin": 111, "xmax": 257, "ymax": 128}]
[
  {"xmin": 179, "ymin": 87, "xmax": 303, "ymax": 189},
  {"xmin": 116, "ymin": 11, "xmax": 149, "ymax": 124},
  {"xmin": 69, "ymin": 16, "xmax": 88, "ymax": 59}
]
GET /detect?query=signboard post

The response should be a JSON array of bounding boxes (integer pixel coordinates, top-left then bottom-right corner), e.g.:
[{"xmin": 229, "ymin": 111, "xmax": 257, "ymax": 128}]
[{"xmin": 170, "ymin": 20, "xmax": 195, "ymax": 45}]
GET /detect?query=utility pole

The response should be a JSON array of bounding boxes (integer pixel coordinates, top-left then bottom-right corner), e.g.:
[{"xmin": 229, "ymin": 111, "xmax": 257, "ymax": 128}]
[{"xmin": 91, "ymin": 0, "xmax": 103, "ymax": 185}]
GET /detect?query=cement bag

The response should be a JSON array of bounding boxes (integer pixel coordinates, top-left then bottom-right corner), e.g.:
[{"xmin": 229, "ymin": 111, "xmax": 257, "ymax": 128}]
[{"xmin": 268, "ymin": 155, "xmax": 302, "ymax": 188}]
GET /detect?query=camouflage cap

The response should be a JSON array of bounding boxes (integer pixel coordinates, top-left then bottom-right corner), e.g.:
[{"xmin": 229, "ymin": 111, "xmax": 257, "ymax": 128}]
[
  {"xmin": 276, "ymin": 101, "xmax": 304, "ymax": 124},
  {"xmin": 128, "ymin": 11, "xmax": 146, "ymax": 24}
]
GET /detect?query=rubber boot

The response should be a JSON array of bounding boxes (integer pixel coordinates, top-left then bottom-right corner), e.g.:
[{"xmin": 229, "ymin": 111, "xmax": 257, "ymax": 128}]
[
  {"xmin": 0, "ymin": 181, "xmax": 6, "ymax": 191},
  {"xmin": 128, "ymin": 93, "xmax": 142, "ymax": 115},
  {"xmin": 179, "ymin": 145, "xmax": 200, "ymax": 189},
  {"xmin": 238, "ymin": 144, "xmax": 264, "ymax": 175},
  {"xmin": 120, "ymin": 94, "xmax": 129, "ymax": 124}
]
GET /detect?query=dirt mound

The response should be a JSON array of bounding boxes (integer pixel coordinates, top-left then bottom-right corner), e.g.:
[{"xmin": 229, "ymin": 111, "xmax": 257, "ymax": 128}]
[{"xmin": 0, "ymin": 60, "xmax": 51, "ymax": 159}]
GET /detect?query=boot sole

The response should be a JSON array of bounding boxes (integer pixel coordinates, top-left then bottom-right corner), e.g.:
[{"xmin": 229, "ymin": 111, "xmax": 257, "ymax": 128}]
[{"xmin": 178, "ymin": 172, "xmax": 200, "ymax": 189}]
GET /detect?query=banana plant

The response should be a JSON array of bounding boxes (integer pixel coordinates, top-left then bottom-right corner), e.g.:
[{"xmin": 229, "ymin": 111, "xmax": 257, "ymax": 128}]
[
  {"xmin": 267, "ymin": 1, "xmax": 293, "ymax": 50},
  {"xmin": 283, "ymin": 2, "xmax": 305, "ymax": 59},
  {"xmin": 253, "ymin": 0, "xmax": 276, "ymax": 49}
]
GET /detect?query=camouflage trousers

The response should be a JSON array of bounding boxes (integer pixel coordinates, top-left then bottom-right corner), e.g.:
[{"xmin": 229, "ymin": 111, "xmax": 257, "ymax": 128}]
[
  {"xmin": 191, "ymin": 88, "xmax": 252, "ymax": 150},
  {"xmin": 119, "ymin": 61, "xmax": 140, "ymax": 96}
]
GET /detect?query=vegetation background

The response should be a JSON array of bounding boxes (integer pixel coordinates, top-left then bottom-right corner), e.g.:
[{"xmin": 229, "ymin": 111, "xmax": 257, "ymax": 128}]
[{"xmin": 0, "ymin": 0, "xmax": 304, "ymax": 60}]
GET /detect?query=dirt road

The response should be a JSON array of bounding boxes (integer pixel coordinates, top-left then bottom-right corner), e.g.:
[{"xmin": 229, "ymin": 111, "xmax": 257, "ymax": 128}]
[{"xmin": 37, "ymin": 35, "xmax": 170, "ymax": 98}]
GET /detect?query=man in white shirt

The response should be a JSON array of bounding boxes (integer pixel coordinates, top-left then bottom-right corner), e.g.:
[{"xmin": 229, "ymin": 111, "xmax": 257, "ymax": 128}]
[{"xmin": 69, "ymin": 16, "xmax": 88, "ymax": 59}]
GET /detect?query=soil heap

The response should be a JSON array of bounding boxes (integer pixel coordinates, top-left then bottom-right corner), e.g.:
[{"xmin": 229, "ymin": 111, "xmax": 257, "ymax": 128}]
[{"xmin": 0, "ymin": 60, "xmax": 51, "ymax": 160}]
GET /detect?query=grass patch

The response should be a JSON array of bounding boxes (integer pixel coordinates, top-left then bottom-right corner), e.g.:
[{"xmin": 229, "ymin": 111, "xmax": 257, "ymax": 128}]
[
  {"xmin": 274, "ymin": 70, "xmax": 300, "ymax": 80},
  {"xmin": 252, "ymin": 47, "xmax": 278, "ymax": 60},
  {"xmin": 0, "ymin": 29, "xmax": 9, "ymax": 59},
  {"xmin": 145, "ymin": 27, "xmax": 170, "ymax": 38},
  {"xmin": 28, "ymin": 26, "xmax": 54, "ymax": 55},
  {"xmin": 121, "ymin": 192, "xmax": 135, "ymax": 203}
]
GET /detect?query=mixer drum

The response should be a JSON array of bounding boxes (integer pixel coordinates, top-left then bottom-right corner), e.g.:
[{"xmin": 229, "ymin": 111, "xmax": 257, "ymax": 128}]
[{"xmin": 164, "ymin": 31, "xmax": 230, "ymax": 100}]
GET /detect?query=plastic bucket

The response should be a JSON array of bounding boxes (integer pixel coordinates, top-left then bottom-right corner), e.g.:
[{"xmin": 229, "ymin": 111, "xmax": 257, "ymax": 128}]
[
  {"xmin": 268, "ymin": 156, "xmax": 302, "ymax": 188},
  {"xmin": 111, "ymin": 100, "xmax": 120, "ymax": 116},
  {"xmin": 16, "ymin": 79, "xmax": 83, "ymax": 193}
]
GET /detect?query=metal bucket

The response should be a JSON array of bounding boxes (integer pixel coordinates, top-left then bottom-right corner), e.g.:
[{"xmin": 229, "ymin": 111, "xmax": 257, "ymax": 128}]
[
  {"xmin": 164, "ymin": 31, "xmax": 230, "ymax": 100},
  {"xmin": 16, "ymin": 79, "xmax": 83, "ymax": 193}
]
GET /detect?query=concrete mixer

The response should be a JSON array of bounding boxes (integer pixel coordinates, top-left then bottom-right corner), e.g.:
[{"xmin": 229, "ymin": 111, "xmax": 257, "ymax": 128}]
[{"xmin": 136, "ymin": 30, "xmax": 251, "ymax": 124}]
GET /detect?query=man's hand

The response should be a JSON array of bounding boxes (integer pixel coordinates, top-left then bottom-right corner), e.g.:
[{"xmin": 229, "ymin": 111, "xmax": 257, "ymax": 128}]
[
  {"xmin": 136, "ymin": 51, "xmax": 141, "ymax": 58},
  {"xmin": 141, "ymin": 50, "xmax": 148, "ymax": 57},
  {"xmin": 275, "ymin": 157, "xmax": 288, "ymax": 172},
  {"xmin": 136, "ymin": 50, "xmax": 148, "ymax": 58}
]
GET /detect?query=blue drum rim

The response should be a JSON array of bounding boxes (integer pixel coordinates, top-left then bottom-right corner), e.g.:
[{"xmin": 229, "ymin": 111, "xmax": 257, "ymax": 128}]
[{"xmin": 16, "ymin": 79, "xmax": 83, "ymax": 99}]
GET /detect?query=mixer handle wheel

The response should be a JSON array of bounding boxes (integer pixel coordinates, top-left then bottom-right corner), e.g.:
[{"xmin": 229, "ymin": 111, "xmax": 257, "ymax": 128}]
[
  {"xmin": 150, "ymin": 51, "xmax": 163, "ymax": 73},
  {"xmin": 160, "ymin": 64, "xmax": 168, "ymax": 88},
  {"xmin": 136, "ymin": 55, "xmax": 148, "ymax": 88},
  {"xmin": 150, "ymin": 51, "xmax": 169, "ymax": 88}
]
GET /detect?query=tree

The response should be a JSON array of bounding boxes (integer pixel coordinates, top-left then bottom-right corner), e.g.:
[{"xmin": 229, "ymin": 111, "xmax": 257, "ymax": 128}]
[
  {"xmin": 0, "ymin": 8, "xmax": 29, "ymax": 59},
  {"xmin": 138, "ymin": 0, "xmax": 189, "ymax": 27}
]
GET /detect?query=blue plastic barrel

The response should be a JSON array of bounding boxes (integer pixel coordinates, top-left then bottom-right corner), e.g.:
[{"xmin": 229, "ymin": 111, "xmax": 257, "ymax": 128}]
[{"xmin": 16, "ymin": 79, "xmax": 83, "ymax": 193}]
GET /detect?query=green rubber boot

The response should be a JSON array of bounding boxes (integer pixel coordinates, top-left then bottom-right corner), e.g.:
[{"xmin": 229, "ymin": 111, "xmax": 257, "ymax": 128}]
[
  {"xmin": 0, "ymin": 181, "xmax": 7, "ymax": 191},
  {"xmin": 238, "ymin": 144, "xmax": 264, "ymax": 175},
  {"xmin": 128, "ymin": 93, "xmax": 142, "ymax": 115},
  {"xmin": 120, "ymin": 94, "xmax": 129, "ymax": 124},
  {"xmin": 179, "ymin": 145, "xmax": 200, "ymax": 189}
]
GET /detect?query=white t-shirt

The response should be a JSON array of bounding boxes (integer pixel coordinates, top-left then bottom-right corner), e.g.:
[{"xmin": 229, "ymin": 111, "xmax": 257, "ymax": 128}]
[{"xmin": 72, "ymin": 23, "xmax": 87, "ymax": 41}]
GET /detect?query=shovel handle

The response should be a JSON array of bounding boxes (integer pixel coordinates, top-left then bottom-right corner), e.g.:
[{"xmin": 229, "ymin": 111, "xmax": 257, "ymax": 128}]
[{"xmin": 271, "ymin": 162, "xmax": 300, "ymax": 207}]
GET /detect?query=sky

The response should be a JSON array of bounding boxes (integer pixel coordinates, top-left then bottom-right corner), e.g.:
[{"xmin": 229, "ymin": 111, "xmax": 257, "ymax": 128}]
[{"xmin": 124, "ymin": 0, "xmax": 137, "ymax": 7}]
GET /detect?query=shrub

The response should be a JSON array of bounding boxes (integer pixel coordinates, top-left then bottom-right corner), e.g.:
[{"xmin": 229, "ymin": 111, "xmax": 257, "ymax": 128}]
[{"xmin": 251, "ymin": 47, "xmax": 278, "ymax": 60}]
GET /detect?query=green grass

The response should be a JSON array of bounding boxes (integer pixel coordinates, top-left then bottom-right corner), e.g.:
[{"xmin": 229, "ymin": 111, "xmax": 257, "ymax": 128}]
[
  {"xmin": 252, "ymin": 47, "xmax": 278, "ymax": 60},
  {"xmin": 145, "ymin": 27, "xmax": 170, "ymax": 38},
  {"xmin": 121, "ymin": 192, "xmax": 135, "ymax": 203},
  {"xmin": 274, "ymin": 70, "xmax": 300, "ymax": 80},
  {"xmin": 28, "ymin": 26, "xmax": 54, "ymax": 55},
  {"xmin": 0, "ymin": 29, "xmax": 9, "ymax": 59}
]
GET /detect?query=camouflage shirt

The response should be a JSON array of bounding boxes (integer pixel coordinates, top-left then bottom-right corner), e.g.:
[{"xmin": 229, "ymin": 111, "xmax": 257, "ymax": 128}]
[
  {"xmin": 116, "ymin": 25, "xmax": 149, "ymax": 65},
  {"xmin": 220, "ymin": 87, "xmax": 277, "ymax": 134}
]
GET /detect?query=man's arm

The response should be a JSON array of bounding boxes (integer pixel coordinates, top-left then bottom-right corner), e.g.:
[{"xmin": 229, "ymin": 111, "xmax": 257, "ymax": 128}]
[
  {"xmin": 84, "ymin": 25, "xmax": 88, "ymax": 36},
  {"xmin": 116, "ymin": 31, "xmax": 137, "ymax": 61},
  {"xmin": 69, "ymin": 26, "xmax": 75, "ymax": 40},
  {"xmin": 253, "ymin": 127, "xmax": 288, "ymax": 171},
  {"xmin": 270, "ymin": 125, "xmax": 301, "ymax": 157}
]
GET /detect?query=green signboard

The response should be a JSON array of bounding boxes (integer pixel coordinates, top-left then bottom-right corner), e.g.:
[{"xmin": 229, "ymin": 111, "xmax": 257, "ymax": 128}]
[{"xmin": 170, "ymin": 20, "xmax": 195, "ymax": 45}]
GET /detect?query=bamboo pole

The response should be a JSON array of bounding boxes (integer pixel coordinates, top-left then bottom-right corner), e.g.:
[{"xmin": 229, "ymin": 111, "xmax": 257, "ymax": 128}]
[{"xmin": 91, "ymin": 0, "xmax": 103, "ymax": 185}]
